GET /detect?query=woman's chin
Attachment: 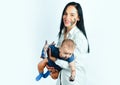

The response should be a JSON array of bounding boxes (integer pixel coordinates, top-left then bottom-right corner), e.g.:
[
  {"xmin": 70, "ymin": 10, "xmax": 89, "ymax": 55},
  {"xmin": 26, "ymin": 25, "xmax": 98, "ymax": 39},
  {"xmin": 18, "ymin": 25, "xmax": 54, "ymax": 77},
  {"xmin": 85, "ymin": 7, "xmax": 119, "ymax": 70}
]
[{"xmin": 64, "ymin": 25, "xmax": 70, "ymax": 28}]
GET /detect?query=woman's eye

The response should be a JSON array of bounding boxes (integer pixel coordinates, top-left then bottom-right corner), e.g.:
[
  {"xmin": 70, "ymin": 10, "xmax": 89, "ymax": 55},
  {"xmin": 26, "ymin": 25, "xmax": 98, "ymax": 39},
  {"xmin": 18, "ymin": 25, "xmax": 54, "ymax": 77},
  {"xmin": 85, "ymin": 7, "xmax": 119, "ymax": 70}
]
[{"xmin": 64, "ymin": 13, "xmax": 67, "ymax": 15}]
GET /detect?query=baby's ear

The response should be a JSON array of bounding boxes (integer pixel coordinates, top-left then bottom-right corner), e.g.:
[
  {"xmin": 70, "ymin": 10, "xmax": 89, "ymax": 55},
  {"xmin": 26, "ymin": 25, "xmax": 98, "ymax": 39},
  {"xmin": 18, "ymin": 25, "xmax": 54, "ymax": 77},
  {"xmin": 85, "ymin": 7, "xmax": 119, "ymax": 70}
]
[{"xmin": 59, "ymin": 47, "xmax": 61, "ymax": 52}]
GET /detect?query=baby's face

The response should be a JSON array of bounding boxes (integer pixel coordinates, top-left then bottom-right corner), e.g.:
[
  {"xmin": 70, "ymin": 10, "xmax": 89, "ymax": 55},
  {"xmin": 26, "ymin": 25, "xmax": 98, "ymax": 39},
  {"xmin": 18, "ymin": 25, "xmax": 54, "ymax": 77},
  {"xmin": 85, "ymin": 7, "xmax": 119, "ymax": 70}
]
[{"xmin": 59, "ymin": 44, "xmax": 74, "ymax": 59}]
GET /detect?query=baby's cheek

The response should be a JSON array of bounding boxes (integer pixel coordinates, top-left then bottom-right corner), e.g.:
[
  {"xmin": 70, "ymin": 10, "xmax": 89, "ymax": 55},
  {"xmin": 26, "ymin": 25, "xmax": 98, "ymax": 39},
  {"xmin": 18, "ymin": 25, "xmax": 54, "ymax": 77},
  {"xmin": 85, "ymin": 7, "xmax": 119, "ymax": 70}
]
[{"xmin": 60, "ymin": 54, "xmax": 65, "ymax": 58}]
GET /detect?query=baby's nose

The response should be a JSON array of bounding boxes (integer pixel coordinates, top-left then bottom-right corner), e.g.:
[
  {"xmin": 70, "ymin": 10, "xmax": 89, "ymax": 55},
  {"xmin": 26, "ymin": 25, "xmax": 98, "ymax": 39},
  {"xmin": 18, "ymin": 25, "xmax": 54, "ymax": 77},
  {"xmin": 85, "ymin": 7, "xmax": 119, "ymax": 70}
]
[{"xmin": 64, "ymin": 56, "xmax": 68, "ymax": 59}]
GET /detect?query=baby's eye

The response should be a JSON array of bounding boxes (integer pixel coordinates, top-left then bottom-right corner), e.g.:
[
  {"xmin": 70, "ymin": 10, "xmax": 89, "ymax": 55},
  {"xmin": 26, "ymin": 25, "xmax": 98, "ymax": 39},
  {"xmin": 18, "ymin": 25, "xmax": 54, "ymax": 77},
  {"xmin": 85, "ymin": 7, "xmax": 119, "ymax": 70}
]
[{"xmin": 64, "ymin": 53, "xmax": 68, "ymax": 55}]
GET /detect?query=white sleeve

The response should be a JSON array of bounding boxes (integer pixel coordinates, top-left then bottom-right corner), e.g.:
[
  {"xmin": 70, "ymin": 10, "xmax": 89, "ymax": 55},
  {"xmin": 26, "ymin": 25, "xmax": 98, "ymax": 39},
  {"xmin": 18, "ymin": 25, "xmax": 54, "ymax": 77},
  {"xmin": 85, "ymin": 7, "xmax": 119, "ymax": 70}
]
[{"xmin": 55, "ymin": 59, "xmax": 69, "ymax": 69}]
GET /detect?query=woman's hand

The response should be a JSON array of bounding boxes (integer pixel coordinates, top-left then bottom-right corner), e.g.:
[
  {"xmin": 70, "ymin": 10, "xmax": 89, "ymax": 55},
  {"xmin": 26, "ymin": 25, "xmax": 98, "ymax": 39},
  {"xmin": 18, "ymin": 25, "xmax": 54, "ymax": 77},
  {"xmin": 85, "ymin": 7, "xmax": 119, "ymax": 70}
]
[
  {"xmin": 43, "ymin": 40, "xmax": 55, "ymax": 53},
  {"xmin": 46, "ymin": 65, "xmax": 59, "ymax": 79},
  {"xmin": 46, "ymin": 47, "xmax": 57, "ymax": 72},
  {"xmin": 46, "ymin": 65, "xmax": 58, "ymax": 73},
  {"xmin": 43, "ymin": 40, "xmax": 49, "ymax": 52}
]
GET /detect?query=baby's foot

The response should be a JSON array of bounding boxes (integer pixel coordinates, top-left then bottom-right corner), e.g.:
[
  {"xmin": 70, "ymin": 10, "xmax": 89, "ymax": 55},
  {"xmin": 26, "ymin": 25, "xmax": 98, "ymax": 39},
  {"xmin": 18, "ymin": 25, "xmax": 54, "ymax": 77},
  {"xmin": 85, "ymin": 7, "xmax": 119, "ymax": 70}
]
[
  {"xmin": 43, "ymin": 71, "xmax": 50, "ymax": 78},
  {"xmin": 35, "ymin": 72, "xmax": 43, "ymax": 81}
]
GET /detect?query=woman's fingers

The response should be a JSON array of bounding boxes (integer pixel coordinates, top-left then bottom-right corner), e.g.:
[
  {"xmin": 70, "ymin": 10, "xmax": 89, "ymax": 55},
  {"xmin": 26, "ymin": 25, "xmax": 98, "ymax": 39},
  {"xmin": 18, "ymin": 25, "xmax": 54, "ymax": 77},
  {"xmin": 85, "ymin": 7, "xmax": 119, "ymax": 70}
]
[
  {"xmin": 50, "ymin": 41, "xmax": 56, "ymax": 45},
  {"xmin": 46, "ymin": 65, "xmax": 58, "ymax": 73},
  {"xmin": 45, "ymin": 40, "xmax": 48, "ymax": 45},
  {"xmin": 46, "ymin": 65, "xmax": 54, "ymax": 71}
]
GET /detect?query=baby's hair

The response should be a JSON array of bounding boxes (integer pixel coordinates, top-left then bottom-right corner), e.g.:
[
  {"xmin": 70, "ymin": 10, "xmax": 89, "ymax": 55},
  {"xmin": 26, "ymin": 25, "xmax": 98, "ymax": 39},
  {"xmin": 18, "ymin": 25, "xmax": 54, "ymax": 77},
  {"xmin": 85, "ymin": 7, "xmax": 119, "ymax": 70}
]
[{"xmin": 61, "ymin": 39, "xmax": 76, "ymax": 49}]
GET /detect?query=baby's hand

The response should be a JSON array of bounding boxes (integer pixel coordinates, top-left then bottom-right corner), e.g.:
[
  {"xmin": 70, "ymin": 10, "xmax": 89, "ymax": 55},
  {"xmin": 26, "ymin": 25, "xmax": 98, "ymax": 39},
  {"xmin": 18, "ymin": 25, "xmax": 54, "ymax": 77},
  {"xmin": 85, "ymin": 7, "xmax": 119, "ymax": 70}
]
[{"xmin": 69, "ymin": 75, "xmax": 75, "ymax": 81}]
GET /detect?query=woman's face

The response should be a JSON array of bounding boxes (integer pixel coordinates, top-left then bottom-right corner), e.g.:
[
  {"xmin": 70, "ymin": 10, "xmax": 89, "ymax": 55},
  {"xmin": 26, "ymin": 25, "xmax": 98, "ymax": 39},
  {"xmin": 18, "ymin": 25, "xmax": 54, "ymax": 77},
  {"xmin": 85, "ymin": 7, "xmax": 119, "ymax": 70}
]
[{"xmin": 63, "ymin": 5, "xmax": 80, "ymax": 28}]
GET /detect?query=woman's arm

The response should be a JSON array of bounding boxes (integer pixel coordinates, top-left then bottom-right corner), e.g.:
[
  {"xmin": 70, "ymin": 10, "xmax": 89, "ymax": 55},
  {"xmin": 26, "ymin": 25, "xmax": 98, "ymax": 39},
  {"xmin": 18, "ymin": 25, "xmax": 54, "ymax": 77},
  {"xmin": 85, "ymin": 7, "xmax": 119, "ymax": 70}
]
[
  {"xmin": 55, "ymin": 59, "xmax": 69, "ymax": 69},
  {"xmin": 48, "ymin": 47, "xmax": 69, "ymax": 69},
  {"xmin": 55, "ymin": 31, "xmax": 88, "ymax": 69}
]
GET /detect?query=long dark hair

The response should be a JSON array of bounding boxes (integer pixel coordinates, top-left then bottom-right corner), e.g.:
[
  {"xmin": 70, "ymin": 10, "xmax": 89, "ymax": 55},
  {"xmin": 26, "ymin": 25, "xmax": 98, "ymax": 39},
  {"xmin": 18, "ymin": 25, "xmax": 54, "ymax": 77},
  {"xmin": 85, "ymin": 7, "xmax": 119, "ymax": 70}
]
[{"xmin": 58, "ymin": 2, "xmax": 90, "ymax": 53}]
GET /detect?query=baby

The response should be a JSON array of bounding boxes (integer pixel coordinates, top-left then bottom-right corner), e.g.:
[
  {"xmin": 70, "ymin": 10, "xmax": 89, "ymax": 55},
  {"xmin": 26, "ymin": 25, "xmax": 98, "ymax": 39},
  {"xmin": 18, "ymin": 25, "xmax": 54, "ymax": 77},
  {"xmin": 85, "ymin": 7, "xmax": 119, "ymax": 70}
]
[{"xmin": 36, "ymin": 39, "xmax": 76, "ymax": 81}]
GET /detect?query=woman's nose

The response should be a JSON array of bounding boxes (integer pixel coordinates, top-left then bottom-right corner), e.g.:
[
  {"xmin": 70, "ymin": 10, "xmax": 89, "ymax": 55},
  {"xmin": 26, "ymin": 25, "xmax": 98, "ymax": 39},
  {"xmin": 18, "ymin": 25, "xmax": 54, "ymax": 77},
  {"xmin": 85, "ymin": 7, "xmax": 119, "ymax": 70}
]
[{"xmin": 65, "ymin": 15, "xmax": 70, "ymax": 19}]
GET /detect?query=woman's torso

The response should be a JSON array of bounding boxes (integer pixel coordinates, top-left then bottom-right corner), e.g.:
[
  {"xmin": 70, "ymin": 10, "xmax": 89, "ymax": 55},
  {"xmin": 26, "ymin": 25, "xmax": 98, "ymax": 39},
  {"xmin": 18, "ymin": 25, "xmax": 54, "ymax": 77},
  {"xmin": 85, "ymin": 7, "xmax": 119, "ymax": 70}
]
[{"xmin": 56, "ymin": 26, "xmax": 88, "ymax": 85}]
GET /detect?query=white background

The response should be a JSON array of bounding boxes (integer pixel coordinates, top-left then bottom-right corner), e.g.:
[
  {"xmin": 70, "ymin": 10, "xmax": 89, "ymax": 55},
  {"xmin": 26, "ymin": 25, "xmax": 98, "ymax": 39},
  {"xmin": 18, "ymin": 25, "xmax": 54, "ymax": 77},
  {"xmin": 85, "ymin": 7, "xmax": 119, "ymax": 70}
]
[{"xmin": 0, "ymin": 0, "xmax": 120, "ymax": 85}]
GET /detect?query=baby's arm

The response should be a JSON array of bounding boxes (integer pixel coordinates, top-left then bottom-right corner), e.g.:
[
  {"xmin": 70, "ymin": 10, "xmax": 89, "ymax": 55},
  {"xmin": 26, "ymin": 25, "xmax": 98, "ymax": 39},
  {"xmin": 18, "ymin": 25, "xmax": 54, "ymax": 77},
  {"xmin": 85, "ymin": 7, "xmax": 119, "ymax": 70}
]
[{"xmin": 69, "ymin": 61, "xmax": 76, "ymax": 81}]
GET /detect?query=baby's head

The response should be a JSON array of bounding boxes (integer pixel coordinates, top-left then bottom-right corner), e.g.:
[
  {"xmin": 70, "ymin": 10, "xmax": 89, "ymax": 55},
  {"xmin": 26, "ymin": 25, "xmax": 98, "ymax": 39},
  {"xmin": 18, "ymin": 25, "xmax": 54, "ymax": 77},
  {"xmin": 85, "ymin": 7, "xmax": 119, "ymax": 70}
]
[{"xmin": 59, "ymin": 39, "xmax": 76, "ymax": 59}]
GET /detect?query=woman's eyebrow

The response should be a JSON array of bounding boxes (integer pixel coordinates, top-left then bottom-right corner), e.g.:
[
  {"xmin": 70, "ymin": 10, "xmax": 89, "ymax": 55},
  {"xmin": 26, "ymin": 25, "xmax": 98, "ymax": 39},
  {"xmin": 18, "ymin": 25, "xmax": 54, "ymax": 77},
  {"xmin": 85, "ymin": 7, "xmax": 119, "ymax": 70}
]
[{"xmin": 70, "ymin": 13, "xmax": 75, "ymax": 14}]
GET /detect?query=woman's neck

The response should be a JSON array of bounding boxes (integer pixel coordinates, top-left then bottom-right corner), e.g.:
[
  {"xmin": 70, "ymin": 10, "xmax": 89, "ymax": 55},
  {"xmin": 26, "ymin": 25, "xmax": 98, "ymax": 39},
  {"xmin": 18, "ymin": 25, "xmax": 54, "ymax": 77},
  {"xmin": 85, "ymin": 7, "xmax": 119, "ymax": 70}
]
[
  {"xmin": 64, "ymin": 27, "xmax": 72, "ymax": 39},
  {"xmin": 65, "ymin": 25, "xmax": 76, "ymax": 33},
  {"xmin": 65, "ymin": 27, "xmax": 72, "ymax": 33}
]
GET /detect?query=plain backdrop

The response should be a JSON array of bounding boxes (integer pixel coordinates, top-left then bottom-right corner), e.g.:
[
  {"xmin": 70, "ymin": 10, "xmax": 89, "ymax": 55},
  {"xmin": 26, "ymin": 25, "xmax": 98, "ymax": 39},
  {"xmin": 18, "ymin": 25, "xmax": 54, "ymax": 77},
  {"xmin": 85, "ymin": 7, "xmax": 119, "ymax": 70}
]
[{"xmin": 0, "ymin": 0, "xmax": 120, "ymax": 85}]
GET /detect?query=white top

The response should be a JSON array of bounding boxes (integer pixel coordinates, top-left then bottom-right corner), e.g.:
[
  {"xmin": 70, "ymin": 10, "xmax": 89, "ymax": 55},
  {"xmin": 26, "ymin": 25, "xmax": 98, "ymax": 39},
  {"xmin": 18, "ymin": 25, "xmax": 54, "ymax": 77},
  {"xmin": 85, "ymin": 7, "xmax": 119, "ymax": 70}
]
[{"xmin": 55, "ymin": 26, "xmax": 89, "ymax": 85}]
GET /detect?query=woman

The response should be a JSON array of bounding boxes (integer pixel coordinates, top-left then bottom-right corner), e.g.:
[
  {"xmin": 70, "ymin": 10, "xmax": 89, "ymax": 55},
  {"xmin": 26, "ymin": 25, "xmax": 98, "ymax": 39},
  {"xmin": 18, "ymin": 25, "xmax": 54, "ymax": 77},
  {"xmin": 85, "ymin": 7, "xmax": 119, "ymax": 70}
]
[{"xmin": 47, "ymin": 2, "xmax": 90, "ymax": 85}]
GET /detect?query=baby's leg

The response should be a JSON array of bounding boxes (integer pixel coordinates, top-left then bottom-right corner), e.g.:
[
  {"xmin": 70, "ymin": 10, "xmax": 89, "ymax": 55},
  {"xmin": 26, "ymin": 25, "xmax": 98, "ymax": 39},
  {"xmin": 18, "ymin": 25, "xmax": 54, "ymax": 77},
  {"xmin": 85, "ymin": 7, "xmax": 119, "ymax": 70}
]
[
  {"xmin": 40, "ymin": 40, "xmax": 49, "ymax": 59},
  {"xmin": 38, "ymin": 58, "xmax": 48, "ymax": 72},
  {"xmin": 36, "ymin": 58, "xmax": 48, "ymax": 81}
]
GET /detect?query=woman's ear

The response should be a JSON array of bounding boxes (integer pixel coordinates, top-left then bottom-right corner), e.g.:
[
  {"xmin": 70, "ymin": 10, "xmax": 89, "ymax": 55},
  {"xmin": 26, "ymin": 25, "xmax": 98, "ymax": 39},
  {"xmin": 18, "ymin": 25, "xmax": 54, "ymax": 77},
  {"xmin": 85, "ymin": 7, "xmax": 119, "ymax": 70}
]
[{"xmin": 77, "ymin": 16, "xmax": 80, "ymax": 21}]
